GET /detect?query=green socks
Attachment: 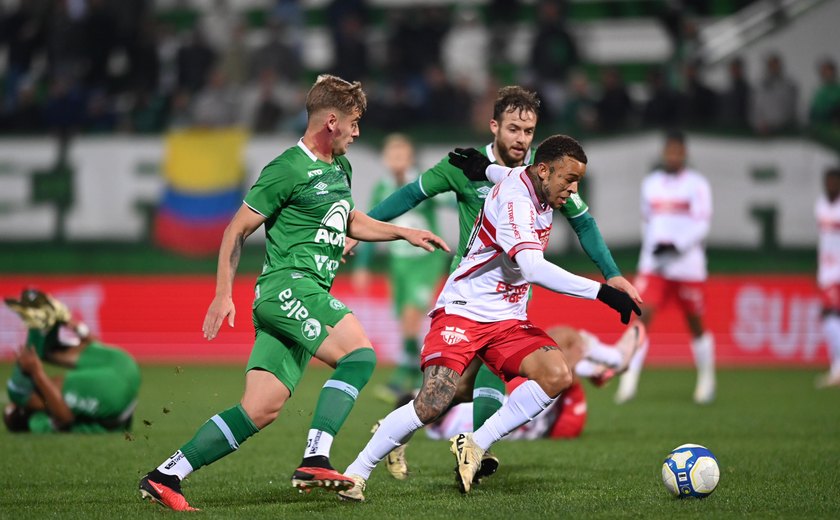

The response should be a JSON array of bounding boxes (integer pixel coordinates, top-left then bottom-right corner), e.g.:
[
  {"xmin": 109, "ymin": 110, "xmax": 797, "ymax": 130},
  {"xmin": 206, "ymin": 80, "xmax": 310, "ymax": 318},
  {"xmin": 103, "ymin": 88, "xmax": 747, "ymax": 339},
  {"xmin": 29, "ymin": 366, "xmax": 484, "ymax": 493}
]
[
  {"xmin": 472, "ymin": 364, "xmax": 507, "ymax": 430},
  {"xmin": 309, "ymin": 348, "xmax": 377, "ymax": 437},
  {"xmin": 180, "ymin": 404, "xmax": 259, "ymax": 470}
]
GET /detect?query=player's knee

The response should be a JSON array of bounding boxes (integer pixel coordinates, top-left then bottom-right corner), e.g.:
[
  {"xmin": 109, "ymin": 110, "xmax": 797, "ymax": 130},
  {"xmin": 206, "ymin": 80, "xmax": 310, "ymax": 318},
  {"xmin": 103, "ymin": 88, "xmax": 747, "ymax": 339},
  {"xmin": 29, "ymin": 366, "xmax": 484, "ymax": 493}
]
[
  {"xmin": 334, "ymin": 347, "xmax": 377, "ymax": 390},
  {"xmin": 535, "ymin": 362, "xmax": 573, "ymax": 398},
  {"xmin": 413, "ymin": 388, "xmax": 453, "ymax": 424}
]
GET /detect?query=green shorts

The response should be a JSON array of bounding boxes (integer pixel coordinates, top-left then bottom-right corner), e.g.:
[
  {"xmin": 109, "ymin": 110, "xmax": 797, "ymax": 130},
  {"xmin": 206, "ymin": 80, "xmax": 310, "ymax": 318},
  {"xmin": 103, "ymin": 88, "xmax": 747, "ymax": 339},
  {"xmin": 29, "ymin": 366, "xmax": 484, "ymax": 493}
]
[
  {"xmin": 248, "ymin": 275, "xmax": 352, "ymax": 394},
  {"xmin": 389, "ymin": 255, "xmax": 445, "ymax": 315}
]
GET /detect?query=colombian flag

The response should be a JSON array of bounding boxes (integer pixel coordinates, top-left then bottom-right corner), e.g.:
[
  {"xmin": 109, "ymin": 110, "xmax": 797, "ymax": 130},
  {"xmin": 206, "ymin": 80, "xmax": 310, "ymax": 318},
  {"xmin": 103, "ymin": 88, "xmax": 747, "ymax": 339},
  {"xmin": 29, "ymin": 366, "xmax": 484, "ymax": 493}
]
[{"xmin": 154, "ymin": 128, "xmax": 248, "ymax": 256}]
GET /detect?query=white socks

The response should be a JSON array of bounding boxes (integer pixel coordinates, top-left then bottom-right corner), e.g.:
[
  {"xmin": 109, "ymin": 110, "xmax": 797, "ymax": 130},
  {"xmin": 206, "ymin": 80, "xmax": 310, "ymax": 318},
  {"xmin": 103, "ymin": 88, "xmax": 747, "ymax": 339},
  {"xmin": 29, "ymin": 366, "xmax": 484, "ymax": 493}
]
[
  {"xmin": 303, "ymin": 429, "xmax": 334, "ymax": 459},
  {"xmin": 574, "ymin": 359, "xmax": 602, "ymax": 378},
  {"xmin": 472, "ymin": 380, "xmax": 554, "ymax": 451},
  {"xmin": 823, "ymin": 316, "xmax": 840, "ymax": 376},
  {"xmin": 691, "ymin": 332, "xmax": 716, "ymax": 375},
  {"xmin": 157, "ymin": 450, "xmax": 194, "ymax": 480},
  {"xmin": 344, "ymin": 402, "xmax": 424, "ymax": 480}
]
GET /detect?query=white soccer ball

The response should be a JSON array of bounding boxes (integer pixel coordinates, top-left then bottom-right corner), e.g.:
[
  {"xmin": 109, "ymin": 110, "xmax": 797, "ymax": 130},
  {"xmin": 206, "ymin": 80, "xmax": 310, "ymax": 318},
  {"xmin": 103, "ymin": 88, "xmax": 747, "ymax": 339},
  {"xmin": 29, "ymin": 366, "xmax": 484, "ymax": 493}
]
[{"xmin": 661, "ymin": 443, "xmax": 720, "ymax": 498}]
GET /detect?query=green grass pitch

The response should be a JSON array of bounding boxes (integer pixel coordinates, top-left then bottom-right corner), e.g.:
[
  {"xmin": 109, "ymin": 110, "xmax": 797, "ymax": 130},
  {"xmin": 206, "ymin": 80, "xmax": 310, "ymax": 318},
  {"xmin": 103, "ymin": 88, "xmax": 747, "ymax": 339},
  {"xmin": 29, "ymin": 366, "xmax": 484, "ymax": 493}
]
[{"xmin": 1, "ymin": 363, "xmax": 839, "ymax": 519}]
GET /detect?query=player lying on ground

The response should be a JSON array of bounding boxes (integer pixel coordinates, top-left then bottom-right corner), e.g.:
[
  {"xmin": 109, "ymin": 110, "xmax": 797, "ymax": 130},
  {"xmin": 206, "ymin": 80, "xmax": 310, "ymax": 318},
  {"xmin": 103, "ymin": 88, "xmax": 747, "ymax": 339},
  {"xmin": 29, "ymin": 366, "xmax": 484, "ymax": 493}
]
[
  {"xmin": 3, "ymin": 289, "xmax": 140, "ymax": 433},
  {"xmin": 337, "ymin": 134, "xmax": 640, "ymax": 501},
  {"xmin": 378, "ymin": 323, "xmax": 646, "ymax": 481}
]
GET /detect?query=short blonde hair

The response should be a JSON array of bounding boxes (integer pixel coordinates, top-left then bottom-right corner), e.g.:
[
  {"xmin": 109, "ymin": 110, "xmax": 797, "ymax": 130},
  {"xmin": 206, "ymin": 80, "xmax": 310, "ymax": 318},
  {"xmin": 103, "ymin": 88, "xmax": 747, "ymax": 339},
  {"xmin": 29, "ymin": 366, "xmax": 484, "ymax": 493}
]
[{"xmin": 305, "ymin": 74, "xmax": 367, "ymax": 117}]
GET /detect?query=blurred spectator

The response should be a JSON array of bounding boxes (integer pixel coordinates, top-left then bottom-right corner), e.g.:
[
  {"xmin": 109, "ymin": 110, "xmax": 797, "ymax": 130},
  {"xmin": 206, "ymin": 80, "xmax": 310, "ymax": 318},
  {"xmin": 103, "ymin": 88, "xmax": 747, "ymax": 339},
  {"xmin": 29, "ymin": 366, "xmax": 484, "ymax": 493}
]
[
  {"xmin": 1, "ymin": 81, "xmax": 43, "ymax": 134},
  {"xmin": 83, "ymin": 0, "xmax": 118, "ymax": 90},
  {"xmin": 190, "ymin": 68, "xmax": 240, "ymax": 128},
  {"xmin": 642, "ymin": 67, "xmax": 682, "ymax": 128},
  {"xmin": 126, "ymin": 17, "xmax": 161, "ymax": 96},
  {"xmin": 176, "ymin": 29, "xmax": 217, "ymax": 93},
  {"xmin": 421, "ymin": 65, "xmax": 472, "ymax": 125},
  {"xmin": 250, "ymin": 19, "xmax": 302, "ymax": 84},
  {"xmin": 201, "ymin": 0, "xmax": 238, "ymax": 51},
  {"xmin": 45, "ymin": 0, "xmax": 90, "ymax": 82},
  {"xmin": 330, "ymin": 14, "xmax": 369, "ymax": 82},
  {"xmin": 809, "ymin": 58, "xmax": 840, "ymax": 127},
  {"xmin": 1, "ymin": 0, "xmax": 48, "ymax": 111},
  {"xmin": 717, "ymin": 57, "xmax": 751, "ymax": 130},
  {"xmin": 680, "ymin": 60, "xmax": 717, "ymax": 127},
  {"xmin": 44, "ymin": 74, "xmax": 86, "ymax": 136},
  {"xmin": 442, "ymin": 7, "xmax": 486, "ymax": 95},
  {"xmin": 272, "ymin": 0, "xmax": 304, "ymax": 29},
  {"xmin": 219, "ymin": 22, "xmax": 251, "ymax": 87},
  {"xmin": 242, "ymin": 69, "xmax": 286, "ymax": 133},
  {"xmin": 528, "ymin": 0, "xmax": 579, "ymax": 121},
  {"xmin": 751, "ymin": 53, "xmax": 798, "ymax": 134},
  {"xmin": 390, "ymin": 7, "xmax": 450, "ymax": 85},
  {"xmin": 487, "ymin": 0, "xmax": 520, "ymax": 68},
  {"xmin": 83, "ymin": 89, "xmax": 117, "ymax": 133},
  {"xmin": 125, "ymin": 90, "xmax": 170, "ymax": 134},
  {"xmin": 596, "ymin": 67, "xmax": 634, "ymax": 132},
  {"xmin": 563, "ymin": 71, "xmax": 598, "ymax": 134}
]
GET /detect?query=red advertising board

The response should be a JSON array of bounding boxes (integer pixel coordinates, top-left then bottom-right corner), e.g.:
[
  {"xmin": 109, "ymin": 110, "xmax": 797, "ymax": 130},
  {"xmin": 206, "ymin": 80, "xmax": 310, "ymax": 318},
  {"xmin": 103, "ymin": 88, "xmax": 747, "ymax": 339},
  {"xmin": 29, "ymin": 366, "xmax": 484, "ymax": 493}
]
[{"xmin": 0, "ymin": 275, "xmax": 829, "ymax": 366}]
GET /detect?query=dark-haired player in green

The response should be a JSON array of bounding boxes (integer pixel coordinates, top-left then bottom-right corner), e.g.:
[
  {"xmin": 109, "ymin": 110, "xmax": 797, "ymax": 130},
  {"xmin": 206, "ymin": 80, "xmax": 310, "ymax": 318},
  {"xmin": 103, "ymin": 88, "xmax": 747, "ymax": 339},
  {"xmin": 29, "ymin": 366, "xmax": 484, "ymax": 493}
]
[
  {"xmin": 344, "ymin": 86, "xmax": 640, "ymax": 482},
  {"xmin": 4, "ymin": 289, "xmax": 140, "ymax": 434},
  {"xmin": 137, "ymin": 74, "xmax": 449, "ymax": 511}
]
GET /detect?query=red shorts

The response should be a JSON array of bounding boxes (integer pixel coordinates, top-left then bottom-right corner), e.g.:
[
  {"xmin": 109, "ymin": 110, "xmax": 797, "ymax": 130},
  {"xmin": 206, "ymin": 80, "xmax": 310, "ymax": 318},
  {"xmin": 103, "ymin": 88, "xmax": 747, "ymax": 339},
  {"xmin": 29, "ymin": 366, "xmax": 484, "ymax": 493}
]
[
  {"xmin": 821, "ymin": 284, "xmax": 840, "ymax": 312},
  {"xmin": 635, "ymin": 273, "xmax": 705, "ymax": 316},
  {"xmin": 420, "ymin": 311, "xmax": 555, "ymax": 381}
]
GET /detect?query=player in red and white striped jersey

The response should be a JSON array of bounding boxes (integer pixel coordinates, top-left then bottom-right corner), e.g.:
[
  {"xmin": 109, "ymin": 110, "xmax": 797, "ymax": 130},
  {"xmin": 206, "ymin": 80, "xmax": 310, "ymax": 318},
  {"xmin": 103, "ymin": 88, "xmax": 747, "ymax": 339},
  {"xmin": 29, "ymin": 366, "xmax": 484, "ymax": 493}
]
[
  {"xmin": 616, "ymin": 130, "xmax": 716, "ymax": 405},
  {"xmin": 339, "ymin": 135, "xmax": 640, "ymax": 500},
  {"xmin": 815, "ymin": 166, "xmax": 840, "ymax": 388}
]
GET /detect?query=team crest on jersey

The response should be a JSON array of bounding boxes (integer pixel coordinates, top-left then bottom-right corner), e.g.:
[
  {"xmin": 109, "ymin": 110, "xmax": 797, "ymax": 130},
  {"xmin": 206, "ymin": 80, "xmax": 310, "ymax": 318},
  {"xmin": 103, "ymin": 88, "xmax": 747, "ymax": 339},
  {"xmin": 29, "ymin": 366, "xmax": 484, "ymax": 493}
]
[
  {"xmin": 329, "ymin": 299, "xmax": 346, "ymax": 310},
  {"xmin": 301, "ymin": 318, "xmax": 322, "ymax": 340},
  {"xmin": 440, "ymin": 326, "xmax": 469, "ymax": 345}
]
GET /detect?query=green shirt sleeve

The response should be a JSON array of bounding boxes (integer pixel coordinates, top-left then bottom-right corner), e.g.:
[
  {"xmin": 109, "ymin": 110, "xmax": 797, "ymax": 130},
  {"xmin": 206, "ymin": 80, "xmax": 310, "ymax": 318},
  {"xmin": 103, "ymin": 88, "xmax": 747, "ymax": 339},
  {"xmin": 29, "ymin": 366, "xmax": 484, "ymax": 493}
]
[
  {"xmin": 567, "ymin": 211, "xmax": 622, "ymax": 280},
  {"xmin": 417, "ymin": 156, "xmax": 468, "ymax": 198},
  {"xmin": 243, "ymin": 158, "xmax": 298, "ymax": 218},
  {"xmin": 367, "ymin": 179, "xmax": 428, "ymax": 222}
]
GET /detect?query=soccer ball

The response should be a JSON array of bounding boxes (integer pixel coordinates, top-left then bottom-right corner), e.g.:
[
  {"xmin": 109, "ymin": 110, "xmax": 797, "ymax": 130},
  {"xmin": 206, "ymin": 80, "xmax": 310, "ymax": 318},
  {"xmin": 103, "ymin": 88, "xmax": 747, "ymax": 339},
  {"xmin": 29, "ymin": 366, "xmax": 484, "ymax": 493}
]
[{"xmin": 661, "ymin": 444, "xmax": 720, "ymax": 498}]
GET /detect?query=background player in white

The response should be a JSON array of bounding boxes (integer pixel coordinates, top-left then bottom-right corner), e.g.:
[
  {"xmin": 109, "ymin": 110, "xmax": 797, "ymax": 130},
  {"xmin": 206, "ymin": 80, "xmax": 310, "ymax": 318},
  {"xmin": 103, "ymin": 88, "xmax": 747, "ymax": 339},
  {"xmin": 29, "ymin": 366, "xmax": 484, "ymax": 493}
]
[
  {"xmin": 815, "ymin": 166, "xmax": 840, "ymax": 388},
  {"xmin": 616, "ymin": 130, "xmax": 715, "ymax": 404},
  {"xmin": 337, "ymin": 135, "xmax": 640, "ymax": 500}
]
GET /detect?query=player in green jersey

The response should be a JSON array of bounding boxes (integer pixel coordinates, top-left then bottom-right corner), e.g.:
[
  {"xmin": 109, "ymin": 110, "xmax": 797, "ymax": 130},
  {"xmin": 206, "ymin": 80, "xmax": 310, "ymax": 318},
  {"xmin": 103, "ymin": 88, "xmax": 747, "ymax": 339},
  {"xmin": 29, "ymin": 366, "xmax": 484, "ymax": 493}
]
[
  {"xmin": 138, "ymin": 75, "xmax": 449, "ymax": 512},
  {"xmin": 344, "ymin": 86, "xmax": 640, "ymax": 482},
  {"xmin": 352, "ymin": 134, "xmax": 447, "ymax": 401},
  {"xmin": 4, "ymin": 289, "xmax": 140, "ymax": 434}
]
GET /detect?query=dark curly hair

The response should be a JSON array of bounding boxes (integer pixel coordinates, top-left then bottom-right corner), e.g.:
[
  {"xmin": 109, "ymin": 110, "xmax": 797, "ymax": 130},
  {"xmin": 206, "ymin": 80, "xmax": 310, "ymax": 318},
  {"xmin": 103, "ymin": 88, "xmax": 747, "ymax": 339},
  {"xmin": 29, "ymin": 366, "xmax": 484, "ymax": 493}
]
[{"xmin": 534, "ymin": 135, "xmax": 588, "ymax": 165}]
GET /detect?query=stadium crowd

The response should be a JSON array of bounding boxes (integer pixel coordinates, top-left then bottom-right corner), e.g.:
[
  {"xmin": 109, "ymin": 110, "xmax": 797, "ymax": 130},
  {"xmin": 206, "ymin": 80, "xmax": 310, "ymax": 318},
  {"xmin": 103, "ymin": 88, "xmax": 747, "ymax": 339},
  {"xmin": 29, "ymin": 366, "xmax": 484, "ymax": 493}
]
[{"xmin": 0, "ymin": 0, "xmax": 838, "ymax": 137}]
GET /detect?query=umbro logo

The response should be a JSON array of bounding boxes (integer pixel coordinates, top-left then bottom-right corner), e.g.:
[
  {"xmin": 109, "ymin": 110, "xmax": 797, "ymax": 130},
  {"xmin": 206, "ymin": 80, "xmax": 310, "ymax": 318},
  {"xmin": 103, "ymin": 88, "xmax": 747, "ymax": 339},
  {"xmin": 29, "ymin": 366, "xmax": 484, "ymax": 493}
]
[
  {"xmin": 441, "ymin": 326, "xmax": 468, "ymax": 345},
  {"xmin": 314, "ymin": 182, "xmax": 329, "ymax": 194},
  {"xmin": 477, "ymin": 186, "xmax": 492, "ymax": 198}
]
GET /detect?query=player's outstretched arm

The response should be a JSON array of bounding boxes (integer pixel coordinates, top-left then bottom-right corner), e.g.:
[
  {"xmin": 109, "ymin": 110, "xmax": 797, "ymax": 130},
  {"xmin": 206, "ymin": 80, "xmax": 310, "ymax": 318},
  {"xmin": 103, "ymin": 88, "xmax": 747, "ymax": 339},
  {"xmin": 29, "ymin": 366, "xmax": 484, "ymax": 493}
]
[
  {"xmin": 203, "ymin": 204, "xmax": 266, "ymax": 341},
  {"xmin": 516, "ymin": 249, "xmax": 640, "ymax": 323},
  {"xmin": 347, "ymin": 210, "xmax": 450, "ymax": 252},
  {"xmin": 367, "ymin": 180, "xmax": 429, "ymax": 222}
]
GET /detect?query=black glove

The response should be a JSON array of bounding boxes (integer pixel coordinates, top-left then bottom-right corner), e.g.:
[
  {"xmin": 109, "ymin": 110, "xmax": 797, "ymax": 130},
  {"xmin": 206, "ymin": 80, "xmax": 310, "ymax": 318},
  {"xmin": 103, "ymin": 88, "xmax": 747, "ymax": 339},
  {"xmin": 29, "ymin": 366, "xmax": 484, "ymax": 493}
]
[
  {"xmin": 652, "ymin": 243, "xmax": 679, "ymax": 256},
  {"xmin": 596, "ymin": 284, "xmax": 642, "ymax": 324},
  {"xmin": 448, "ymin": 147, "xmax": 491, "ymax": 181}
]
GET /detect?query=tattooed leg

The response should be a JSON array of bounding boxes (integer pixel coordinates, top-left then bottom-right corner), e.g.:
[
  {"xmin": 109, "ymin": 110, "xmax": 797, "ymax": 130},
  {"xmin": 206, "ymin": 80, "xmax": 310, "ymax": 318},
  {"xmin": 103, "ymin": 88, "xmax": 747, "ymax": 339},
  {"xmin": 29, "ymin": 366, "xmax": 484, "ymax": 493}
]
[
  {"xmin": 414, "ymin": 366, "xmax": 462, "ymax": 423},
  {"xmin": 344, "ymin": 365, "xmax": 462, "ymax": 480}
]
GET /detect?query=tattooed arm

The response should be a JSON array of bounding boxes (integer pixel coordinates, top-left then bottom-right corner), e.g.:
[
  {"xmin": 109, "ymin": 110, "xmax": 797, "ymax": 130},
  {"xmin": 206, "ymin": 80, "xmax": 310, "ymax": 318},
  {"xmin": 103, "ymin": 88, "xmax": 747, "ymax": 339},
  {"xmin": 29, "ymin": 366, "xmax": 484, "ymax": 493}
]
[
  {"xmin": 413, "ymin": 366, "xmax": 462, "ymax": 424},
  {"xmin": 202, "ymin": 204, "xmax": 266, "ymax": 340}
]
